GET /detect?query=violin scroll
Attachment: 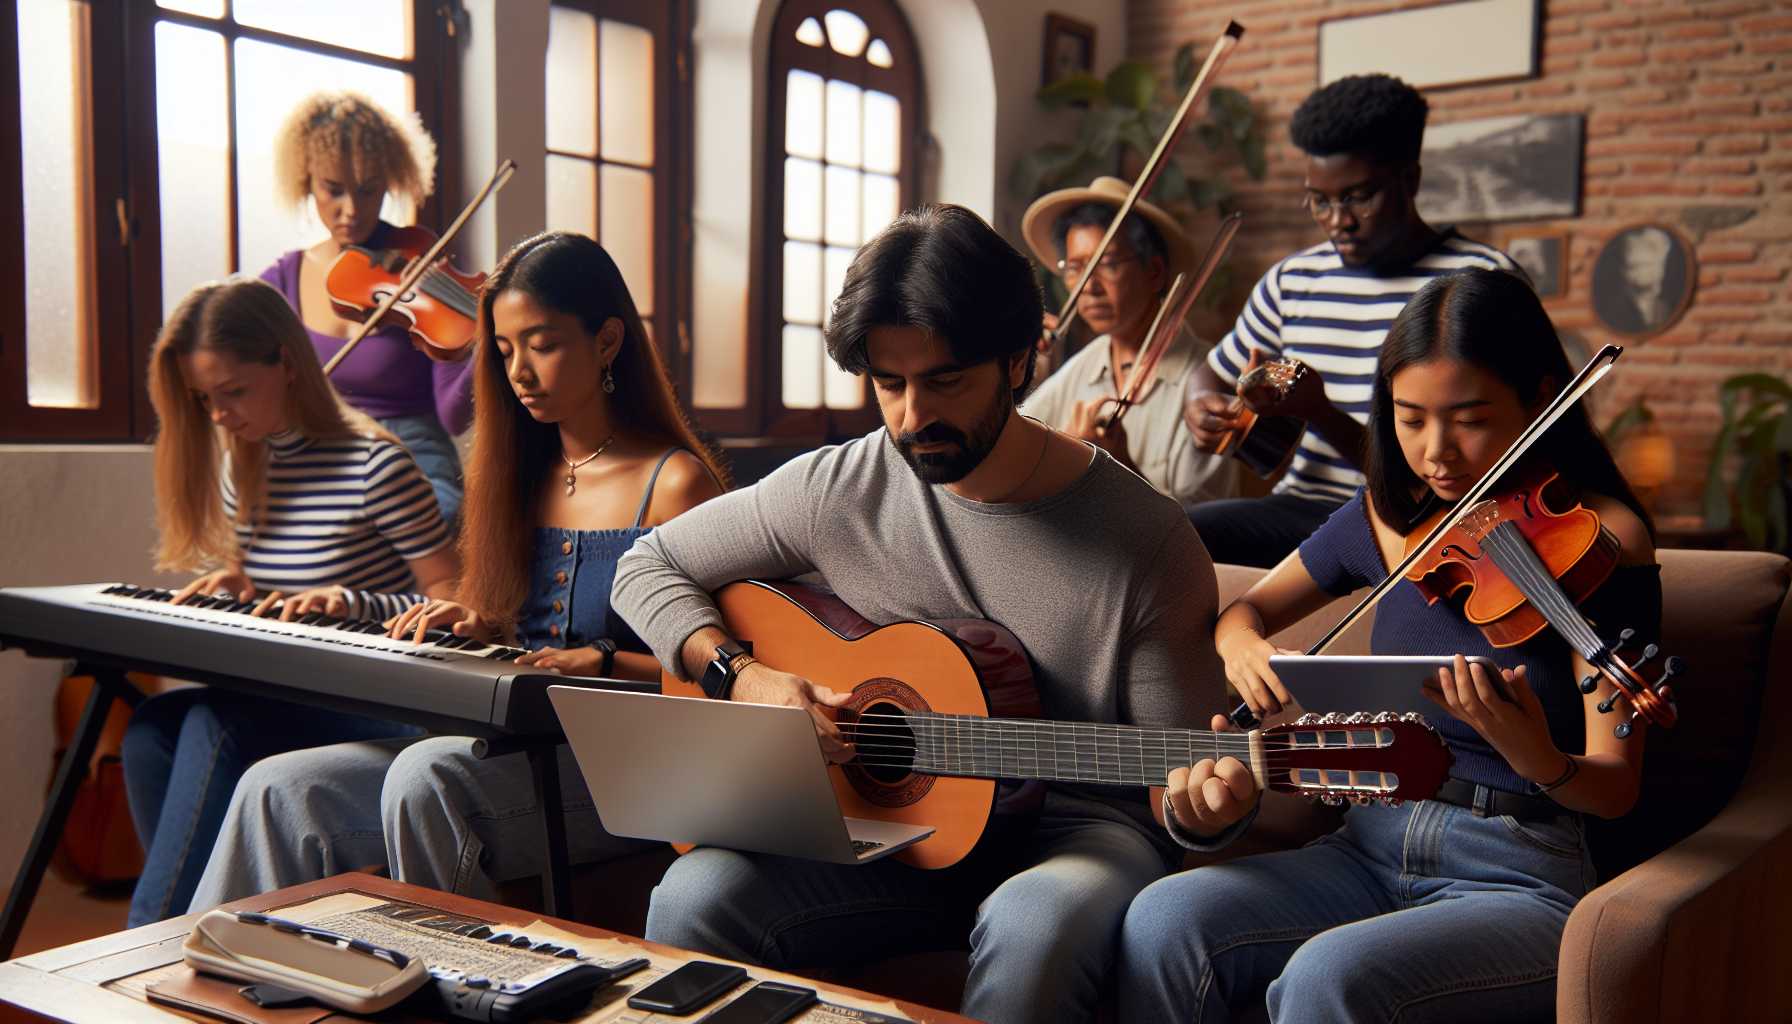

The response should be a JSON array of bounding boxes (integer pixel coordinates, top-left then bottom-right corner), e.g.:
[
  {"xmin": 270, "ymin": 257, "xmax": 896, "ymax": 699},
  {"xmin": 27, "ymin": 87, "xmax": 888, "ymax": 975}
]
[{"xmin": 1582, "ymin": 627, "xmax": 1683, "ymax": 738}]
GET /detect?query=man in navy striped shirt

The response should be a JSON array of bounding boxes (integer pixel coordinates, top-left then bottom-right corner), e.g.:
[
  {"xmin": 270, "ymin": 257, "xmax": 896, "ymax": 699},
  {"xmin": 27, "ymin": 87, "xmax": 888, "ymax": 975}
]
[{"xmin": 1184, "ymin": 74, "xmax": 1520, "ymax": 567}]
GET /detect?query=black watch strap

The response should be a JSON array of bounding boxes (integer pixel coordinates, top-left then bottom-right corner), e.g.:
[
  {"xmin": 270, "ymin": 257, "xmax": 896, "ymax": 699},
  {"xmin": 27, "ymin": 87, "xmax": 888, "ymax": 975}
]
[
  {"xmin": 593, "ymin": 637, "xmax": 617, "ymax": 677},
  {"xmin": 700, "ymin": 640, "xmax": 748, "ymax": 700}
]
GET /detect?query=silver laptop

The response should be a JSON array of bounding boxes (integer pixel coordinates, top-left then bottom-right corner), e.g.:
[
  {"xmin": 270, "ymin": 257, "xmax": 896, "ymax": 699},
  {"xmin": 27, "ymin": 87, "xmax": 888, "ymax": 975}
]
[{"xmin": 547, "ymin": 687, "xmax": 934, "ymax": 864}]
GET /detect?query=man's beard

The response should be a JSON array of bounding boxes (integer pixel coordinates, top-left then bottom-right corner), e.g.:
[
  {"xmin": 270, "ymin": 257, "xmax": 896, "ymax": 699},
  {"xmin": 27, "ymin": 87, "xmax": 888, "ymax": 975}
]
[{"xmin": 892, "ymin": 384, "xmax": 1013, "ymax": 484}]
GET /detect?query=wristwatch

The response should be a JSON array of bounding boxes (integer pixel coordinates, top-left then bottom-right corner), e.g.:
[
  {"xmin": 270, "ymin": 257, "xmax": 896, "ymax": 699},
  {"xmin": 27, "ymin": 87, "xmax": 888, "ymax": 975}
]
[{"xmin": 699, "ymin": 640, "xmax": 753, "ymax": 701}]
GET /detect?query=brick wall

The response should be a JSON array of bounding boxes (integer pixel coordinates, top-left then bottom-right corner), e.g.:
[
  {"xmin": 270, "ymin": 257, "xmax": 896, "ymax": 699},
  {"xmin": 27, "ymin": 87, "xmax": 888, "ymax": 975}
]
[{"xmin": 1128, "ymin": 0, "xmax": 1792, "ymax": 520}]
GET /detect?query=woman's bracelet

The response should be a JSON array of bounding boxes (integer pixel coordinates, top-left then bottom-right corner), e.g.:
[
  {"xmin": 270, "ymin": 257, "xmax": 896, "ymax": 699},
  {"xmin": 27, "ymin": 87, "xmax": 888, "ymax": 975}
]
[
  {"xmin": 594, "ymin": 637, "xmax": 617, "ymax": 677},
  {"xmin": 1535, "ymin": 754, "xmax": 1580, "ymax": 794}
]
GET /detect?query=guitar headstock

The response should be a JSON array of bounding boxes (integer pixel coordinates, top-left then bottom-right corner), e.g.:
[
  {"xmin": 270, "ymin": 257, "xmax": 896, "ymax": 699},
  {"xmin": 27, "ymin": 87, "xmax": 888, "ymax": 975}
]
[
  {"xmin": 1581, "ymin": 626, "xmax": 1683, "ymax": 737},
  {"xmin": 1236, "ymin": 359, "xmax": 1306, "ymax": 401},
  {"xmin": 1262, "ymin": 712, "xmax": 1453, "ymax": 806}
]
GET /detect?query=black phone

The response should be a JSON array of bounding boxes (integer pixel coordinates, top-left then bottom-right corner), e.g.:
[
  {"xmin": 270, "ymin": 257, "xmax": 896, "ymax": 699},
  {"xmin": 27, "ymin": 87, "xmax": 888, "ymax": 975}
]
[
  {"xmin": 696, "ymin": 981, "xmax": 818, "ymax": 1024},
  {"xmin": 625, "ymin": 959, "xmax": 749, "ymax": 1014}
]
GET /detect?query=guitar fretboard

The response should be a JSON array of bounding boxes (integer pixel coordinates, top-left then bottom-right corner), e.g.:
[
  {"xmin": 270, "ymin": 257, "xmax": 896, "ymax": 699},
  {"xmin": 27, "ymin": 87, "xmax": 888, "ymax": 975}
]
[{"xmin": 904, "ymin": 713, "xmax": 1249, "ymax": 787}]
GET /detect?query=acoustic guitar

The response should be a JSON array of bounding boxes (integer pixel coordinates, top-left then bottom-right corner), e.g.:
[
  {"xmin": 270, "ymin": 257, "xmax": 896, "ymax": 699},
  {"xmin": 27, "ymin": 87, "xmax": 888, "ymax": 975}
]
[
  {"xmin": 1211, "ymin": 359, "xmax": 1307, "ymax": 478},
  {"xmin": 662, "ymin": 581, "xmax": 1453, "ymax": 869}
]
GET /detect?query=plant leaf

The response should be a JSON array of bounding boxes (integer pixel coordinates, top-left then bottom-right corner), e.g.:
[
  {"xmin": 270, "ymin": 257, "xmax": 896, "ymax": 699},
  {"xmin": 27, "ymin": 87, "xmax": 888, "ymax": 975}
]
[
  {"xmin": 1173, "ymin": 43, "xmax": 1197, "ymax": 95},
  {"xmin": 1077, "ymin": 106, "xmax": 1132, "ymax": 161},
  {"xmin": 1037, "ymin": 74, "xmax": 1106, "ymax": 109},
  {"xmin": 1007, "ymin": 142, "xmax": 1080, "ymax": 200},
  {"xmin": 1105, "ymin": 60, "xmax": 1158, "ymax": 112},
  {"xmin": 1151, "ymin": 160, "xmax": 1190, "ymax": 204},
  {"xmin": 1241, "ymin": 133, "xmax": 1268, "ymax": 181}
]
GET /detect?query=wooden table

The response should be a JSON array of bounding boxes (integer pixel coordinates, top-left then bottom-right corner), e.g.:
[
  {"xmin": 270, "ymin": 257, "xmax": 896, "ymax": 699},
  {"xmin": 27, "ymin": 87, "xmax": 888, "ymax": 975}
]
[{"xmin": 0, "ymin": 874, "xmax": 978, "ymax": 1024}]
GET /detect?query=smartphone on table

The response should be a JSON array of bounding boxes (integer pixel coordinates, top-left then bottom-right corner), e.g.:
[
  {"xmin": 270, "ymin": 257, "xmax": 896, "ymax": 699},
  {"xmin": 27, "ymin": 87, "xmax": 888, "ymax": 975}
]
[
  {"xmin": 626, "ymin": 959, "xmax": 748, "ymax": 1014},
  {"xmin": 696, "ymin": 981, "xmax": 818, "ymax": 1024}
]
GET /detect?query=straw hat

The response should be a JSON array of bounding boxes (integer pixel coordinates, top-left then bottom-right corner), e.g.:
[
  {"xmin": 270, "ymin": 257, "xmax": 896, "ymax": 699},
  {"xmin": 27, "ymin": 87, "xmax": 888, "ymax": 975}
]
[{"xmin": 1020, "ymin": 176, "xmax": 1198, "ymax": 277}]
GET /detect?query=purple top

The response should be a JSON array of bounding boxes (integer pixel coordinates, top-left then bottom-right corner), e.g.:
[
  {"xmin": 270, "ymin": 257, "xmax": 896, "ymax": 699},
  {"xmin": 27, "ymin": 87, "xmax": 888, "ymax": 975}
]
[{"xmin": 259, "ymin": 221, "xmax": 476, "ymax": 434}]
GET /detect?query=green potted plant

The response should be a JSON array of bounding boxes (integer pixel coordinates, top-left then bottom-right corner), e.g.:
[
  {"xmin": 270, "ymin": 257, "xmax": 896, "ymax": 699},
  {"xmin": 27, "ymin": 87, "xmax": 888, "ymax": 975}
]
[{"xmin": 1703, "ymin": 373, "xmax": 1792, "ymax": 552}]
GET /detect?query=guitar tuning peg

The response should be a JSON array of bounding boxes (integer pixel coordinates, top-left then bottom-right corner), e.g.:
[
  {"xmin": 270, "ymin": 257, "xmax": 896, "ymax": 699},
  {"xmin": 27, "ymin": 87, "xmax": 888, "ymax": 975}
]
[
  {"xmin": 1372, "ymin": 711, "xmax": 1397, "ymax": 724},
  {"xmin": 1401, "ymin": 712, "xmax": 1425, "ymax": 723},
  {"xmin": 1318, "ymin": 793, "xmax": 1345, "ymax": 807},
  {"xmin": 1295, "ymin": 713, "xmax": 1318, "ymax": 726},
  {"xmin": 1578, "ymin": 673, "xmax": 1600, "ymax": 695}
]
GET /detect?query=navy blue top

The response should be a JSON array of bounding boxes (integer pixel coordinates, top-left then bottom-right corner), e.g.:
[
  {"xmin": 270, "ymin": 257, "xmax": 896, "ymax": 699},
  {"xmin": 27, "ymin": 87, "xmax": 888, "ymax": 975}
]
[
  {"xmin": 515, "ymin": 450, "xmax": 681, "ymax": 653},
  {"xmin": 1298, "ymin": 491, "xmax": 1663, "ymax": 793}
]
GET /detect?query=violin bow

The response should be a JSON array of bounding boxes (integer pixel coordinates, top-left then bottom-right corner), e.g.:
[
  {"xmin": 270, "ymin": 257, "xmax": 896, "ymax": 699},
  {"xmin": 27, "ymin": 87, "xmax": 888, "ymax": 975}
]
[
  {"xmin": 1227, "ymin": 343, "xmax": 1626, "ymax": 727},
  {"xmin": 1046, "ymin": 21, "xmax": 1245, "ymax": 353},
  {"xmin": 1099, "ymin": 212, "xmax": 1244, "ymax": 431},
  {"xmin": 323, "ymin": 158, "xmax": 518, "ymax": 376}
]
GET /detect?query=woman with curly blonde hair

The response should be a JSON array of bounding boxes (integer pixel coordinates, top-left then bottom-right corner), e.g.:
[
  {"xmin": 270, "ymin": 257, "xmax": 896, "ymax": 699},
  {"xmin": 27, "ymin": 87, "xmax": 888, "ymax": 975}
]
[{"xmin": 258, "ymin": 90, "xmax": 471, "ymax": 525}]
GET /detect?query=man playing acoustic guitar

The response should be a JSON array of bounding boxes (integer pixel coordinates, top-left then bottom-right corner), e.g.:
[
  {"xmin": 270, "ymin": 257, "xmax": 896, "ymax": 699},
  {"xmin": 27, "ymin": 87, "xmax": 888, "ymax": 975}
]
[{"xmin": 612, "ymin": 204, "xmax": 1229, "ymax": 1024}]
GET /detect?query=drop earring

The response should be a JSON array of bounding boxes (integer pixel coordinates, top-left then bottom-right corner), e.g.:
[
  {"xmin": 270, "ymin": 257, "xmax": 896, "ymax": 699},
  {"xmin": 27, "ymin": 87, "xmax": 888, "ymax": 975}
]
[{"xmin": 602, "ymin": 365, "xmax": 616, "ymax": 394}]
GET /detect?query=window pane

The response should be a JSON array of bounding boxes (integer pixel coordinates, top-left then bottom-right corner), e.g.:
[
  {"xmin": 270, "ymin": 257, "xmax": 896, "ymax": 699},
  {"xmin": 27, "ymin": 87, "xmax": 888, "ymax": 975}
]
[
  {"xmin": 782, "ymin": 325, "xmax": 823, "ymax": 409},
  {"xmin": 822, "ymin": 246, "xmax": 852, "ymax": 327},
  {"xmin": 863, "ymin": 91, "xmax": 900, "ymax": 174},
  {"xmin": 824, "ymin": 165, "xmax": 860, "ymax": 247},
  {"xmin": 786, "ymin": 70, "xmax": 823, "ymax": 159},
  {"xmin": 545, "ymin": 155, "xmax": 597, "ymax": 237},
  {"xmin": 233, "ymin": 0, "xmax": 409, "ymax": 60},
  {"xmin": 784, "ymin": 157, "xmax": 822, "ymax": 242},
  {"xmin": 19, "ymin": 0, "xmax": 97, "ymax": 408},
  {"xmin": 155, "ymin": 23, "xmax": 231, "ymax": 319},
  {"xmin": 795, "ymin": 17, "xmax": 824, "ymax": 47},
  {"xmin": 825, "ymin": 79, "xmax": 861, "ymax": 167},
  {"xmin": 546, "ymin": 6, "xmax": 598, "ymax": 157},
  {"xmin": 782, "ymin": 241, "xmax": 822, "ymax": 327},
  {"xmin": 232, "ymin": 39, "xmax": 412, "ymax": 275},
  {"xmin": 867, "ymin": 39, "xmax": 893, "ymax": 68},
  {"xmin": 600, "ymin": 19, "xmax": 654, "ymax": 166},
  {"xmin": 600, "ymin": 163, "xmax": 655, "ymax": 316},
  {"xmin": 862, "ymin": 173, "xmax": 899, "ymax": 242},
  {"xmin": 822, "ymin": 245, "xmax": 862, "ymax": 406},
  {"xmin": 158, "ymin": 0, "xmax": 224, "ymax": 15},
  {"xmin": 823, "ymin": 10, "xmax": 869, "ymax": 58}
]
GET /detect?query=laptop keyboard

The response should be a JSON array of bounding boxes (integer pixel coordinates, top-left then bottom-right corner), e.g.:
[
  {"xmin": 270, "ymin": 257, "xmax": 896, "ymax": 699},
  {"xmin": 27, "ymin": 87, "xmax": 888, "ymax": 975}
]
[{"xmin": 851, "ymin": 839, "xmax": 887, "ymax": 856}]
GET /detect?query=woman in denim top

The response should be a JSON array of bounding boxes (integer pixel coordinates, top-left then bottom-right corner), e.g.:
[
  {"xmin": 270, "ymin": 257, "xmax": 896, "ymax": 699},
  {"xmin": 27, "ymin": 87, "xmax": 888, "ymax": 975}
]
[
  {"xmin": 1119, "ymin": 269, "xmax": 1661, "ymax": 1023},
  {"xmin": 189, "ymin": 232, "xmax": 725, "ymax": 909}
]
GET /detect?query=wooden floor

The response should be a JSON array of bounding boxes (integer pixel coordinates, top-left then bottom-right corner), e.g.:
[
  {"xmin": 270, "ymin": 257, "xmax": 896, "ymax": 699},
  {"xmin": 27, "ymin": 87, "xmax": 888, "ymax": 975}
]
[{"xmin": 0, "ymin": 871, "xmax": 131, "ymax": 1023}]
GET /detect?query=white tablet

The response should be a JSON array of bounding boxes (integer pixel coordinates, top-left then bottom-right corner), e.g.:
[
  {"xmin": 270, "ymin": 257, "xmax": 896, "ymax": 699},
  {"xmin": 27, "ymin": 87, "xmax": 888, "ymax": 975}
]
[{"xmin": 1267, "ymin": 655, "xmax": 1506, "ymax": 715}]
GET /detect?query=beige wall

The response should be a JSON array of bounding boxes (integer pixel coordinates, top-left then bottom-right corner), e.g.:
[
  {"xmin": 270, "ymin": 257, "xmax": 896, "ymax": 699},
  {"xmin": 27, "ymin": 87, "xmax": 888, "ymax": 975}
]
[{"xmin": 0, "ymin": 448, "xmax": 180, "ymax": 889}]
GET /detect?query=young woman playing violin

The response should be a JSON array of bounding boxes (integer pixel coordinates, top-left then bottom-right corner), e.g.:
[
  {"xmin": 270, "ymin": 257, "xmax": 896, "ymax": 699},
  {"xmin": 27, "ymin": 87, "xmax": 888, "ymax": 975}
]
[
  {"xmin": 123, "ymin": 278, "xmax": 459, "ymax": 927},
  {"xmin": 259, "ymin": 91, "xmax": 471, "ymax": 525},
  {"xmin": 1118, "ymin": 267, "xmax": 1660, "ymax": 1023},
  {"xmin": 189, "ymin": 232, "xmax": 726, "ymax": 909}
]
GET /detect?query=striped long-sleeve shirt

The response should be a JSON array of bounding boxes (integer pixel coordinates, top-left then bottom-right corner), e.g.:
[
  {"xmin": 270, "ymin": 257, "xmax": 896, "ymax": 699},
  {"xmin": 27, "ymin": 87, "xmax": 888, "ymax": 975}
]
[
  {"xmin": 222, "ymin": 430, "xmax": 451, "ymax": 620},
  {"xmin": 1208, "ymin": 233, "xmax": 1521, "ymax": 505}
]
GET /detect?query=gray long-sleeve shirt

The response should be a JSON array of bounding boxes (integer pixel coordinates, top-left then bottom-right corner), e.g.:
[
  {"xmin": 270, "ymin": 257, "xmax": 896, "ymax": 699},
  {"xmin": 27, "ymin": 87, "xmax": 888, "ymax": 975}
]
[{"xmin": 611, "ymin": 426, "xmax": 1226, "ymax": 842}]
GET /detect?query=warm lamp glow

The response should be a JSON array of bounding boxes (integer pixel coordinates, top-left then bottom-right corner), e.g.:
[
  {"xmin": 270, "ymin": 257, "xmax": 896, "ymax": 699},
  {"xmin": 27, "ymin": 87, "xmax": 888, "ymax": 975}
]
[{"xmin": 1617, "ymin": 425, "xmax": 1677, "ymax": 493}]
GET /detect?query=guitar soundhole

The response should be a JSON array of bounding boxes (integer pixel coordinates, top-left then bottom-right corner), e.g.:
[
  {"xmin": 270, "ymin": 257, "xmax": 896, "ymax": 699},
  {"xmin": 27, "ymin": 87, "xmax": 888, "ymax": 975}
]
[{"xmin": 841, "ymin": 678, "xmax": 935, "ymax": 807}]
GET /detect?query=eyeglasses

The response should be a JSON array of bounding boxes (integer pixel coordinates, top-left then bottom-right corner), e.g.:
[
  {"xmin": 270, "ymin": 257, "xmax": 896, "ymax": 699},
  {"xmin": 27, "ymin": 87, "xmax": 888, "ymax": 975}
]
[
  {"xmin": 1056, "ymin": 254, "xmax": 1137, "ymax": 283},
  {"xmin": 1302, "ymin": 188, "xmax": 1384, "ymax": 222}
]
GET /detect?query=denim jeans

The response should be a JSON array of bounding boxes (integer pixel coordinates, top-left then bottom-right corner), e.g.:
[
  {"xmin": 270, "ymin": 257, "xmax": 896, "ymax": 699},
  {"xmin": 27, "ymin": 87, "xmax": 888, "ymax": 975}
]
[
  {"xmin": 1186, "ymin": 493, "xmax": 1341, "ymax": 569},
  {"xmin": 645, "ymin": 790, "xmax": 1175, "ymax": 1024},
  {"xmin": 1118, "ymin": 796, "xmax": 1593, "ymax": 1024},
  {"xmin": 188, "ymin": 735, "xmax": 649, "ymax": 912},
  {"xmin": 120, "ymin": 689, "xmax": 416, "ymax": 927},
  {"xmin": 378, "ymin": 413, "xmax": 464, "ymax": 530}
]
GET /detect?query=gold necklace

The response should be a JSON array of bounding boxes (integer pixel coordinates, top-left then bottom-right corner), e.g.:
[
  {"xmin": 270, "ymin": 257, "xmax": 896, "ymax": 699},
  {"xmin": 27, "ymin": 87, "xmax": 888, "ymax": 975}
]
[{"xmin": 560, "ymin": 436, "xmax": 615, "ymax": 496}]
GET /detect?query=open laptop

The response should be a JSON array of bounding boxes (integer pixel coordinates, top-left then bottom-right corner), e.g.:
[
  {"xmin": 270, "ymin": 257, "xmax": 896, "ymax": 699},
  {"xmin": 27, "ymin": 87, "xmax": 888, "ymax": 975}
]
[{"xmin": 547, "ymin": 687, "xmax": 934, "ymax": 864}]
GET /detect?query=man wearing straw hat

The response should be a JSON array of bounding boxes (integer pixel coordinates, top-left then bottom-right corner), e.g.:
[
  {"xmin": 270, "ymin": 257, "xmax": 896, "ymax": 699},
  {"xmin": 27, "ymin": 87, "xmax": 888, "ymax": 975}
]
[{"xmin": 1019, "ymin": 176, "xmax": 1240, "ymax": 508}]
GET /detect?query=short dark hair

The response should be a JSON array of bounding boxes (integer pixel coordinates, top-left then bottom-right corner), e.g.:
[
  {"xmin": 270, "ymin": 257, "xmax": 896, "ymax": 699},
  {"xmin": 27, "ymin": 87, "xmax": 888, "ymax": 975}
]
[
  {"xmin": 1290, "ymin": 74, "xmax": 1429, "ymax": 166},
  {"xmin": 1050, "ymin": 202, "xmax": 1169, "ymax": 270},
  {"xmin": 1363, "ymin": 268, "xmax": 1651, "ymax": 536},
  {"xmin": 826, "ymin": 204, "xmax": 1043, "ymax": 399}
]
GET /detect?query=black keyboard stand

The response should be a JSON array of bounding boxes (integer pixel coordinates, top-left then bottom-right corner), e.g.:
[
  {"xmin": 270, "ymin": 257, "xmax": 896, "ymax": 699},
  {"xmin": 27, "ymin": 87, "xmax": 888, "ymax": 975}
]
[
  {"xmin": 470, "ymin": 735, "xmax": 573, "ymax": 918},
  {"xmin": 0, "ymin": 665, "xmax": 144, "ymax": 959}
]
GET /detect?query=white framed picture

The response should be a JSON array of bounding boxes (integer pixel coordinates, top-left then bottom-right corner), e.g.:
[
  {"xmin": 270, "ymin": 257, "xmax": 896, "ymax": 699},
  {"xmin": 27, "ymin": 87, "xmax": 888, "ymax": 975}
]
[{"xmin": 1319, "ymin": 0, "xmax": 1540, "ymax": 91}]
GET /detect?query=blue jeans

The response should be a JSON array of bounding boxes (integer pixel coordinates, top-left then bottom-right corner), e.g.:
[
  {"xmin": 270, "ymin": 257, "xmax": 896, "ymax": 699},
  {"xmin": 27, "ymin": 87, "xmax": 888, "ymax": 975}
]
[
  {"xmin": 1119, "ymin": 797, "xmax": 1593, "ymax": 1024},
  {"xmin": 120, "ymin": 689, "xmax": 417, "ymax": 926},
  {"xmin": 378, "ymin": 413, "xmax": 464, "ymax": 530},
  {"xmin": 1186, "ymin": 493, "xmax": 1340, "ymax": 569},
  {"xmin": 645, "ymin": 790, "xmax": 1175, "ymax": 1024}
]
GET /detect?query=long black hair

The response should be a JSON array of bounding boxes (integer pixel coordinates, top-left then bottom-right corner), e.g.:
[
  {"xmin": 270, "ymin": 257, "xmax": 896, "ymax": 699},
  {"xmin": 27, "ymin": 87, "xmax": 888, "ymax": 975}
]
[{"xmin": 1363, "ymin": 268, "xmax": 1652, "ymax": 535}]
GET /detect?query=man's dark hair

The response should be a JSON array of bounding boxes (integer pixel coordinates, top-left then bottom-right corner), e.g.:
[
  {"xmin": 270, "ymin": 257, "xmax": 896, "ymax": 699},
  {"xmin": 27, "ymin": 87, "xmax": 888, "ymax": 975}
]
[
  {"xmin": 1290, "ymin": 73, "xmax": 1429, "ymax": 166},
  {"xmin": 826, "ymin": 204, "xmax": 1043, "ymax": 399},
  {"xmin": 1050, "ymin": 202, "xmax": 1169, "ymax": 270}
]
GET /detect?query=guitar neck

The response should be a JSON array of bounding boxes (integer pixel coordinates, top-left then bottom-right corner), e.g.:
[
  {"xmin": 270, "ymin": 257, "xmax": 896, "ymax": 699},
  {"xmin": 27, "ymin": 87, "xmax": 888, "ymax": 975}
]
[{"xmin": 903, "ymin": 713, "xmax": 1255, "ymax": 788}]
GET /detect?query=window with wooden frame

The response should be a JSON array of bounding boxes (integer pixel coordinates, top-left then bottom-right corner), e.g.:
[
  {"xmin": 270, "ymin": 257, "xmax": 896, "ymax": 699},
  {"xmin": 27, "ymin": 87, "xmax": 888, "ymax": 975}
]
[
  {"xmin": 707, "ymin": 0, "xmax": 919, "ymax": 440},
  {"xmin": 1, "ymin": 0, "xmax": 458, "ymax": 442},
  {"xmin": 543, "ymin": 0, "xmax": 691, "ymax": 380}
]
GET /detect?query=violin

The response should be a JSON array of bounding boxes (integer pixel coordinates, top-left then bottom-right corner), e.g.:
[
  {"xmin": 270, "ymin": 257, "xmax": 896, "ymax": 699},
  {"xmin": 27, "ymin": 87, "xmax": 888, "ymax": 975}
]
[
  {"xmin": 1229, "ymin": 345, "xmax": 1686, "ymax": 738},
  {"xmin": 326, "ymin": 224, "xmax": 484, "ymax": 362},
  {"xmin": 322, "ymin": 159, "xmax": 516, "ymax": 376}
]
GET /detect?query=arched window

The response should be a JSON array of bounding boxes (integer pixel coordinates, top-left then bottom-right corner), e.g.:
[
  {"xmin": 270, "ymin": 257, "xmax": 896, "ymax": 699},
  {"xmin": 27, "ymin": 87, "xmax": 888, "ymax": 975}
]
[{"xmin": 754, "ymin": 0, "xmax": 920, "ymax": 439}]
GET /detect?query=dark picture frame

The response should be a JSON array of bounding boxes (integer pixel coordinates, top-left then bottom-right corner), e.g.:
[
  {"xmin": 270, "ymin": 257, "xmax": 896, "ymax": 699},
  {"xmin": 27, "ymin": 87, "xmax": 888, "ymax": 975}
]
[
  {"xmin": 1041, "ymin": 13, "xmax": 1095, "ymax": 89},
  {"xmin": 1591, "ymin": 224, "xmax": 1698, "ymax": 339},
  {"xmin": 1416, "ymin": 112, "xmax": 1583, "ymax": 225},
  {"xmin": 1502, "ymin": 228, "xmax": 1569, "ymax": 301}
]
